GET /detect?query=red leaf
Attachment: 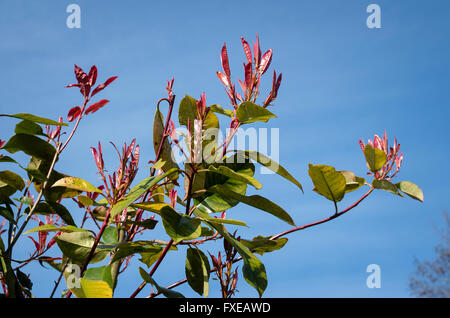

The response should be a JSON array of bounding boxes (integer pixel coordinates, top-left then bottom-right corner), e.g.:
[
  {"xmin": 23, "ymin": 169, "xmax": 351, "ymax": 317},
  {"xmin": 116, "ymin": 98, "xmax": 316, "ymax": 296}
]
[
  {"xmin": 67, "ymin": 106, "xmax": 82, "ymax": 122},
  {"xmin": 221, "ymin": 44, "xmax": 231, "ymax": 78},
  {"xmin": 85, "ymin": 99, "xmax": 110, "ymax": 115},
  {"xmin": 237, "ymin": 79, "xmax": 247, "ymax": 96},
  {"xmin": 253, "ymin": 34, "xmax": 261, "ymax": 66},
  {"xmin": 28, "ymin": 236, "xmax": 40, "ymax": 251},
  {"xmin": 241, "ymin": 37, "xmax": 252, "ymax": 64},
  {"xmin": 216, "ymin": 71, "xmax": 229, "ymax": 87},
  {"xmin": 244, "ymin": 62, "xmax": 252, "ymax": 89},
  {"xmin": 259, "ymin": 49, "xmax": 273, "ymax": 75},
  {"xmin": 91, "ymin": 76, "xmax": 118, "ymax": 97},
  {"xmin": 88, "ymin": 65, "xmax": 98, "ymax": 86},
  {"xmin": 74, "ymin": 64, "xmax": 88, "ymax": 84}
]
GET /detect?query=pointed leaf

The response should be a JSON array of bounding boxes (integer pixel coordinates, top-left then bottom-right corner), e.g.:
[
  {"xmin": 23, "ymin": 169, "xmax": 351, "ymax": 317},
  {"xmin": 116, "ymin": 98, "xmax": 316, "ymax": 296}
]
[
  {"xmin": 396, "ymin": 181, "xmax": 424, "ymax": 202},
  {"xmin": 308, "ymin": 164, "xmax": 346, "ymax": 203},
  {"xmin": 110, "ymin": 168, "xmax": 178, "ymax": 218},
  {"xmin": 232, "ymin": 150, "xmax": 303, "ymax": 192},
  {"xmin": 160, "ymin": 206, "xmax": 201, "ymax": 243},
  {"xmin": 0, "ymin": 113, "xmax": 68, "ymax": 126},
  {"xmin": 364, "ymin": 144, "xmax": 387, "ymax": 172},
  {"xmin": 185, "ymin": 248, "xmax": 210, "ymax": 297},
  {"xmin": 236, "ymin": 101, "xmax": 276, "ymax": 124},
  {"xmin": 52, "ymin": 177, "xmax": 102, "ymax": 193},
  {"xmin": 207, "ymin": 184, "xmax": 295, "ymax": 226}
]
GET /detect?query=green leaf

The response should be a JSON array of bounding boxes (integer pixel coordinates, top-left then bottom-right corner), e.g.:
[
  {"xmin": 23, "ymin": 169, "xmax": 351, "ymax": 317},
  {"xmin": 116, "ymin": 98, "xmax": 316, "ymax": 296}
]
[
  {"xmin": 0, "ymin": 113, "xmax": 68, "ymax": 126},
  {"xmin": 308, "ymin": 164, "xmax": 346, "ymax": 203},
  {"xmin": 195, "ymin": 154, "xmax": 255, "ymax": 212},
  {"xmin": 209, "ymin": 104, "xmax": 234, "ymax": 117},
  {"xmin": 121, "ymin": 219, "xmax": 158, "ymax": 230},
  {"xmin": 178, "ymin": 95, "xmax": 220, "ymax": 158},
  {"xmin": 0, "ymin": 170, "xmax": 24, "ymax": 191},
  {"xmin": 139, "ymin": 267, "xmax": 185, "ymax": 298},
  {"xmin": 339, "ymin": 170, "xmax": 366, "ymax": 193},
  {"xmin": 51, "ymin": 177, "xmax": 102, "ymax": 193},
  {"xmin": 208, "ymin": 165, "xmax": 262, "ymax": 190},
  {"xmin": 364, "ymin": 144, "xmax": 387, "ymax": 173},
  {"xmin": 14, "ymin": 120, "xmax": 45, "ymax": 136},
  {"xmin": 241, "ymin": 235, "xmax": 288, "ymax": 256},
  {"xmin": 16, "ymin": 269, "xmax": 33, "ymax": 290},
  {"xmin": 83, "ymin": 265, "xmax": 113, "ymax": 289},
  {"xmin": 25, "ymin": 201, "xmax": 76, "ymax": 226},
  {"xmin": 396, "ymin": 181, "xmax": 424, "ymax": 202},
  {"xmin": 110, "ymin": 168, "xmax": 178, "ymax": 218},
  {"xmin": 233, "ymin": 150, "xmax": 303, "ymax": 192},
  {"xmin": 236, "ymin": 101, "xmax": 277, "ymax": 124},
  {"xmin": 372, "ymin": 179, "xmax": 402, "ymax": 196},
  {"xmin": 80, "ymin": 278, "xmax": 113, "ymax": 298},
  {"xmin": 160, "ymin": 206, "xmax": 201, "ymax": 243},
  {"xmin": 24, "ymin": 224, "xmax": 87, "ymax": 234},
  {"xmin": 130, "ymin": 202, "xmax": 171, "ymax": 215},
  {"xmin": 111, "ymin": 241, "xmax": 169, "ymax": 263},
  {"xmin": 101, "ymin": 226, "xmax": 118, "ymax": 245},
  {"xmin": 153, "ymin": 106, "xmax": 179, "ymax": 178},
  {"xmin": 55, "ymin": 232, "xmax": 109, "ymax": 264},
  {"xmin": 3, "ymin": 134, "xmax": 56, "ymax": 162},
  {"xmin": 202, "ymin": 220, "xmax": 267, "ymax": 297},
  {"xmin": 185, "ymin": 248, "xmax": 210, "ymax": 297},
  {"xmin": 0, "ymin": 206, "xmax": 15, "ymax": 223},
  {"xmin": 206, "ymin": 184, "xmax": 295, "ymax": 226},
  {"xmin": 0, "ymin": 156, "xmax": 19, "ymax": 164},
  {"xmin": 139, "ymin": 249, "xmax": 165, "ymax": 268}
]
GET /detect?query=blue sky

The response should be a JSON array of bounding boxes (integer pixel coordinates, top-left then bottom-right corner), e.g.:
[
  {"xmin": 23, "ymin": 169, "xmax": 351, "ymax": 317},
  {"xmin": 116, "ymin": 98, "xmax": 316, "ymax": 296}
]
[{"xmin": 1, "ymin": 0, "xmax": 449, "ymax": 298}]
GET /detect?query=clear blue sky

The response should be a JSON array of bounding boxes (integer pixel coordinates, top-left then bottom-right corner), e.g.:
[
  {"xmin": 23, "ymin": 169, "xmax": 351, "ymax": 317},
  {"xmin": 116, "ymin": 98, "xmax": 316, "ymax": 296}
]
[{"xmin": 1, "ymin": 0, "xmax": 449, "ymax": 298}]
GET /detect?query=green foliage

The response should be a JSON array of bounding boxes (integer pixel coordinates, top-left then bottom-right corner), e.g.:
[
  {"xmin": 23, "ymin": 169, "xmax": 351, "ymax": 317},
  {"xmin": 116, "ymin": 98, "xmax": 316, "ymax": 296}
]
[
  {"xmin": 363, "ymin": 144, "xmax": 387, "ymax": 173},
  {"xmin": 236, "ymin": 102, "xmax": 276, "ymax": 124},
  {"xmin": 308, "ymin": 164, "xmax": 346, "ymax": 203},
  {"xmin": 185, "ymin": 248, "xmax": 211, "ymax": 297}
]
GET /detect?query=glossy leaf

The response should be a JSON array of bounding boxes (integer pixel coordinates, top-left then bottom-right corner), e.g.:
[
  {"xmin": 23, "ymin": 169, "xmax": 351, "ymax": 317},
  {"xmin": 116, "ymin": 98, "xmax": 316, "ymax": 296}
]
[
  {"xmin": 24, "ymin": 202, "xmax": 76, "ymax": 226},
  {"xmin": 160, "ymin": 206, "xmax": 201, "ymax": 243},
  {"xmin": 111, "ymin": 241, "xmax": 168, "ymax": 263},
  {"xmin": 195, "ymin": 154, "xmax": 254, "ymax": 213},
  {"xmin": 241, "ymin": 235, "xmax": 288, "ymax": 256},
  {"xmin": 396, "ymin": 181, "xmax": 424, "ymax": 202},
  {"xmin": 308, "ymin": 164, "xmax": 346, "ymax": 203},
  {"xmin": 236, "ymin": 101, "xmax": 276, "ymax": 124},
  {"xmin": 83, "ymin": 265, "xmax": 113, "ymax": 289},
  {"xmin": 153, "ymin": 107, "xmax": 179, "ymax": 178},
  {"xmin": 202, "ymin": 219, "xmax": 267, "ymax": 297},
  {"xmin": 0, "ymin": 113, "xmax": 68, "ymax": 126},
  {"xmin": 372, "ymin": 179, "xmax": 402, "ymax": 196},
  {"xmin": 80, "ymin": 278, "xmax": 113, "ymax": 298},
  {"xmin": 185, "ymin": 248, "xmax": 210, "ymax": 297},
  {"xmin": 233, "ymin": 150, "xmax": 303, "ymax": 192},
  {"xmin": 14, "ymin": 120, "xmax": 45, "ymax": 136},
  {"xmin": 3, "ymin": 134, "xmax": 56, "ymax": 162},
  {"xmin": 139, "ymin": 267, "xmax": 184, "ymax": 298},
  {"xmin": 52, "ymin": 177, "xmax": 102, "ymax": 193},
  {"xmin": 364, "ymin": 144, "xmax": 387, "ymax": 172},
  {"xmin": 0, "ymin": 170, "xmax": 25, "ymax": 191},
  {"xmin": 339, "ymin": 170, "xmax": 366, "ymax": 193},
  {"xmin": 101, "ymin": 226, "xmax": 118, "ymax": 245},
  {"xmin": 110, "ymin": 168, "xmax": 178, "ymax": 218},
  {"xmin": 208, "ymin": 165, "xmax": 262, "ymax": 190},
  {"xmin": 207, "ymin": 184, "xmax": 295, "ymax": 226},
  {"xmin": 209, "ymin": 104, "xmax": 234, "ymax": 117},
  {"xmin": 0, "ymin": 206, "xmax": 15, "ymax": 223},
  {"xmin": 55, "ymin": 232, "xmax": 109, "ymax": 264},
  {"xmin": 24, "ymin": 224, "xmax": 87, "ymax": 234}
]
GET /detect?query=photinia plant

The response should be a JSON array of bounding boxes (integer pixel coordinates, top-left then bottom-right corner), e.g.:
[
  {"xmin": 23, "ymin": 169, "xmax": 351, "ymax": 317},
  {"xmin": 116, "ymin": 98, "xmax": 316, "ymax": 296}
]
[{"xmin": 0, "ymin": 35, "xmax": 423, "ymax": 298}]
